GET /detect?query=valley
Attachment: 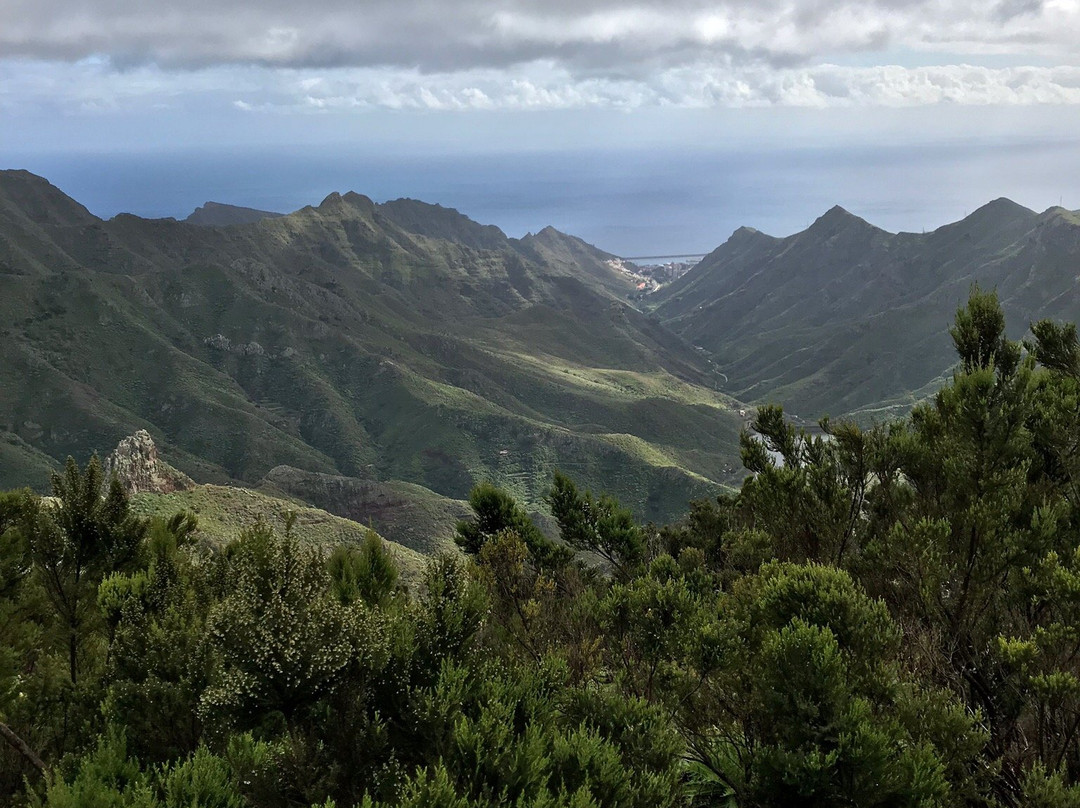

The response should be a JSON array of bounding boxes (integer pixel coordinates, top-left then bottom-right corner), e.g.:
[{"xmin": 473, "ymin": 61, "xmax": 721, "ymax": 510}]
[
  {"xmin": 651, "ymin": 199, "xmax": 1080, "ymax": 421},
  {"xmin": 4, "ymin": 168, "xmax": 1080, "ymax": 540},
  {"xmin": 0, "ymin": 170, "xmax": 742, "ymax": 531}
]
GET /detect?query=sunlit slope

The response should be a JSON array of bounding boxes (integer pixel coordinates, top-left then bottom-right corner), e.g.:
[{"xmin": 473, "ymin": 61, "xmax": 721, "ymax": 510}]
[
  {"xmin": 0, "ymin": 170, "xmax": 744, "ymax": 522},
  {"xmin": 129, "ymin": 483, "xmax": 427, "ymax": 579}
]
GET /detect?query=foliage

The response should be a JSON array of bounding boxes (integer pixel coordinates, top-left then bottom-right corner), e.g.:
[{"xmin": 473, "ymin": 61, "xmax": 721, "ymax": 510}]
[
  {"xmin": 547, "ymin": 471, "xmax": 645, "ymax": 576},
  {"xmin": 13, "ymin": 290, "xmax": 1080, "ymax": 808},
  {"xmin": 455, "ymin": 483, "xmax": 572, "ymax": 568}
]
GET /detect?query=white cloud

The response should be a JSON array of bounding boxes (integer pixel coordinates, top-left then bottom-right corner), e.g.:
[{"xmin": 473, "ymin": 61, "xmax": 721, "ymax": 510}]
[
  {"xmin": 214, "ymin": 62, "xmax": 1080, "ymax": 110},
  {"xmin": 1, "ymin": 0, "xmax": 1077, "ymax": 73},
  {"xmin": 2, "ymin": 0, "xmax": 1080, "ymax": 117},
  {"xmin": 6, "ymin": 58, "xmax": 1080, "ymax": 116}
]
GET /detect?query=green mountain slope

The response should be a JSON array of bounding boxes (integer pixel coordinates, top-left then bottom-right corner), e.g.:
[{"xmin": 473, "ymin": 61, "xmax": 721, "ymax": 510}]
[
  {"xmin": 129, "ymin": 485, "xmax": 427, "ymax": 577},
  {"xmin": 0, "ymin": 170, "xmax": 744, "ymax": 523},
  {"xmin": 652, "ymin": 199, "xmax": 1080, "ymax": 419},
  {"xmin": 261, "ymin": 465, "xmax": 470, "ymax": 555}
]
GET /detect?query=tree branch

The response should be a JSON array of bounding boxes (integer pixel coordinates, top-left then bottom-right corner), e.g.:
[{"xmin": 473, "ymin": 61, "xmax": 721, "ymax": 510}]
[{"xmin": 0, "ymin": 720, "xmax": 46, "ymax": 774}]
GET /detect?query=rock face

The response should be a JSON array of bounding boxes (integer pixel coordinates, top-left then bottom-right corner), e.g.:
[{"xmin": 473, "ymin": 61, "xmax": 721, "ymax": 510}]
[{"xmin": 103, "ymin": 430, "xmax": 195, "ymax": 495}]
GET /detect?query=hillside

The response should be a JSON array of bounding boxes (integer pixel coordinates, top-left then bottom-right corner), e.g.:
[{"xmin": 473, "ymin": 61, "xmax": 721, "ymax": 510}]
[
  {"xmin": 130, "ymin": 485, "xmax": 427, "ymax": 577},
  {"xmin": 261, "ymin": 465, "xmax": 470, "ymax": 555},
  {"xmin": 652, "ymin": 199, "xmax": 1080, "ymax": 419},
  {"xmin": 0, "ymin": 170, "xmax": 744, "ymax": 523},
  {"xmin": 92, "ymin": 426, "xmax": 429, "ymax": 576}
]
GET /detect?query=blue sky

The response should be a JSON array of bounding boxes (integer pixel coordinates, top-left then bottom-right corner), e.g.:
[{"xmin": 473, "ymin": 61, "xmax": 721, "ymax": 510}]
[{"xmin": 3, "ymin": 0, "xmax": 1080, "ymax": 253}]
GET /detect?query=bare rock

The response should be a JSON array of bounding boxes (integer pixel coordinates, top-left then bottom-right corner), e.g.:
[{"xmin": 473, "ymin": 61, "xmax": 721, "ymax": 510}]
[{"xmin": 103, "ymin": 429, "xmax": 195, "ymax": 495}]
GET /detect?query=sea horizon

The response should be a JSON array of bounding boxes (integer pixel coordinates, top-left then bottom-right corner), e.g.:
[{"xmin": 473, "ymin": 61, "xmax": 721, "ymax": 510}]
[{"xmin": 7, "ymin": 136, "xmax": 1078, "ymax": 257}]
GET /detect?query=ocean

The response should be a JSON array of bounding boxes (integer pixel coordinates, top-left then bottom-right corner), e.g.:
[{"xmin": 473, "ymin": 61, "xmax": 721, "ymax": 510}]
[{"xmin": 8, "ymin": 138, "xmax": 1078, "ymax": 257}]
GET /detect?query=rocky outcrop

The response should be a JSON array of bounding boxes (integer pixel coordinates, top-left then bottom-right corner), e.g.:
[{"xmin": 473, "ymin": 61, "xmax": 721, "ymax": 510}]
[{"xmin": 103, "ymin": 430, "xmax": 195, "ymax": 495}]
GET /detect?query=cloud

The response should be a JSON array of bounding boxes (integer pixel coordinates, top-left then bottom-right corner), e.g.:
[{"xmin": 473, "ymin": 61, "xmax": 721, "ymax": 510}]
[
  {"xmin": 281, "ymin": 63, "xmax": 1080, "ymax": 108},
  {"xmin": 0, "ymin": 0, "xmax": 1077, "ymax": 75},
  {"xmin": 6, "ymin": 58, "xmax": 1080, "ymax": 116},
  {"xmin": 3, "ymin": 0, "xmax": 1079, "ymax": 117}
]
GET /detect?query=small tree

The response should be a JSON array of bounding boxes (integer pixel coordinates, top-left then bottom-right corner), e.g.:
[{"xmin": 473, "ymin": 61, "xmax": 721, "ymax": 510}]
[
  {"xmin": 31, "ymin": 456, "xmax": 148, "ymax": 686},
  {"xmin": 456, "ymin": 483, "xmax": 571, "ymax": 569},
  {"xmin": 201, "ymin": 520, "xmax": 359, "ymax": 733},
  {"xmin": 548, "ymin": 471, "xmax": 645, "ymax": 577}
]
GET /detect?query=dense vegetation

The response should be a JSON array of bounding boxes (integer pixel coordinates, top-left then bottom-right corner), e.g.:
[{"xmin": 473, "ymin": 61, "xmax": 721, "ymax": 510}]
[{"xmin": 7, "ymin": 290, "xmax": 1080, "ymax": 806}]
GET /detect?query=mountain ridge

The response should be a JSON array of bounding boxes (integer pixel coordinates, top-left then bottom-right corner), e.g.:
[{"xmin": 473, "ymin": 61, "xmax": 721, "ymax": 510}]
[
  {"xmin": 186, "ymin": 201, "xmax": 285, "ymax": 227},
  {"xmin": 652, "ymin": 197, "xmax": 1080, "ymax": 419},
  {"xmin": 0, "ymin": 169, "xmax": 743, "ymax": 524}
]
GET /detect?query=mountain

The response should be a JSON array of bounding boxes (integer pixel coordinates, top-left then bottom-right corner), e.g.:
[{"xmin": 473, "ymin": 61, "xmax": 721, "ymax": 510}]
[
  {"xmin": 0, "ymin": 170, "xmax": 744, "ymax": 523},
  {"xmin": 652, "ymin": 199, "xmax": 1080, "ymax": 419},
  {"xmin": 185, "ymin": 201, "xmax": 284, "ymax": 227},
  {"xmin": 376, "ymin": 198, "xmax": 509, "ymax": 251},
  {"xmin": 0, "ymin": 168, "xmax": 99, "ymax": 228}
]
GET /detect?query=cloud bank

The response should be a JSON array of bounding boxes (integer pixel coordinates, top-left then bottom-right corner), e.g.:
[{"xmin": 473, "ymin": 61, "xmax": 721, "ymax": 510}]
[
  {"xmin": 2, "ymin": 0, "xmax": 1080, "ymax": 109},
  {"xmin": 5, "ymin": 59, "xmax": 1080, "ymax": 114},
  {"xmin": 4, "ymin": 0, "xmax": 1078, "ymax": 71},
  {"xmin": 282, "ymin": 63, "xmax": 1080, "ymax": 109}
]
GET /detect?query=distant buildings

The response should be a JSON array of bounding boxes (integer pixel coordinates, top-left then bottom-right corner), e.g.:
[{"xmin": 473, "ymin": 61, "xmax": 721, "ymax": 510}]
[{"xmin": 606, "ymin": 257, "xmax": 699, "ymax": 301}]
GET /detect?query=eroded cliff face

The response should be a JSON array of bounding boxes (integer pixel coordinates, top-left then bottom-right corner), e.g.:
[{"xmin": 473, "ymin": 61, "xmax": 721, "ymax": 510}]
[{"xmin": 103, "ymin": 430, "xmax": 195, "ymax": 495}]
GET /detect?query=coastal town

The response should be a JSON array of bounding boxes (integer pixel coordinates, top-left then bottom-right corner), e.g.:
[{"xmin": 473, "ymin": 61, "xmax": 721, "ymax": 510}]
[{"xmin": 605, "ymin": 255, "xmax": 702, "ymax": 298}]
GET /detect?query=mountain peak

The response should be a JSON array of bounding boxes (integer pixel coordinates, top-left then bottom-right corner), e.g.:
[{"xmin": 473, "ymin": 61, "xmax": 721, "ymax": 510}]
[
  {"xmin": 342, "ymin": 191, "xmax": 375, "ymax": 208},
  {"xmin": 0, "ymin": 169, "xmax": 99, "ymax": 227},
  {"xmin": 729, "ymin": 225, "xmax": 775, "ymax": 243},
  {"xmin": 982, "ymin": 196, "xmax": 1033, "ymax": 214},
  {"xmin": 377, "ymin": 198, "xmax": 508, "ymax": 250},
  {"xmin": 818, "ymin": 205, "xmax": 860, "ymax": 225},
  {"xmin": 317, "ymin": 190, "xmax": 376, "ymax": 216},
  {"xmin": 803, "ymin": 205, "xmax": 880, "ymax": 239},
  {"xmin": 1037, "ymin": 205, "xmax": 1080, "ymax": 228},
  {"xmin": 965, "ymin": 197, "xmax": 1035, "ymax": 224},
  {"xmin": 521, "ymin": 225, "xmax": 602, "ymax": 255},
  {"xmin": 715, "ymin": 226, "xmax": 777, "ymax": 255},
  {"xmin": 938, "ymin": 197, "xmax": 1037, "ymax": 240}
]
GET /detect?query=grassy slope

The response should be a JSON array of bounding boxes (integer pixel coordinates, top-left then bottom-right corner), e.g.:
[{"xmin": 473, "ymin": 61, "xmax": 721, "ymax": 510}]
[
  {"xmin": 130, "ymin": 484, "xmax": 427, "ymax": 579},
  {"xmin": 0, "ymin": 171, "xmax": 745, "ymax": 526},
  {"xmin": 262, "ymin": 466, "xmax": 470, "ymax": 555},
  {"xmin": 652, "ymin": 200, "xmax": 1080, "ymax": 421}
]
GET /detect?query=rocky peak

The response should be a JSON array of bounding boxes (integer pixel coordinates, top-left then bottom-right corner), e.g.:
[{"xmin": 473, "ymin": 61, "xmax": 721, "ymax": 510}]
[
  {"xmin": 800, "ymin": 205, "xmax": 882, "ymax": 242},
  {"xmin": 318, "ymin": 191, "xmax": 376, "ymax": 217},
  {"xmin": 103, "ymin": 430, "xmax": 195, "ymax": 495},
  {"xmin": 727, "ymin": 225, "xmax": 778, "ymax": 246}
]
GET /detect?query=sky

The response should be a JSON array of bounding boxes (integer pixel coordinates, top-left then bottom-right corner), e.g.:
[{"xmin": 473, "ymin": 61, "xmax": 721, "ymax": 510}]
[{"xmin": 3, "ymin": 0, "xmax": 1080, "ymax": 254}]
